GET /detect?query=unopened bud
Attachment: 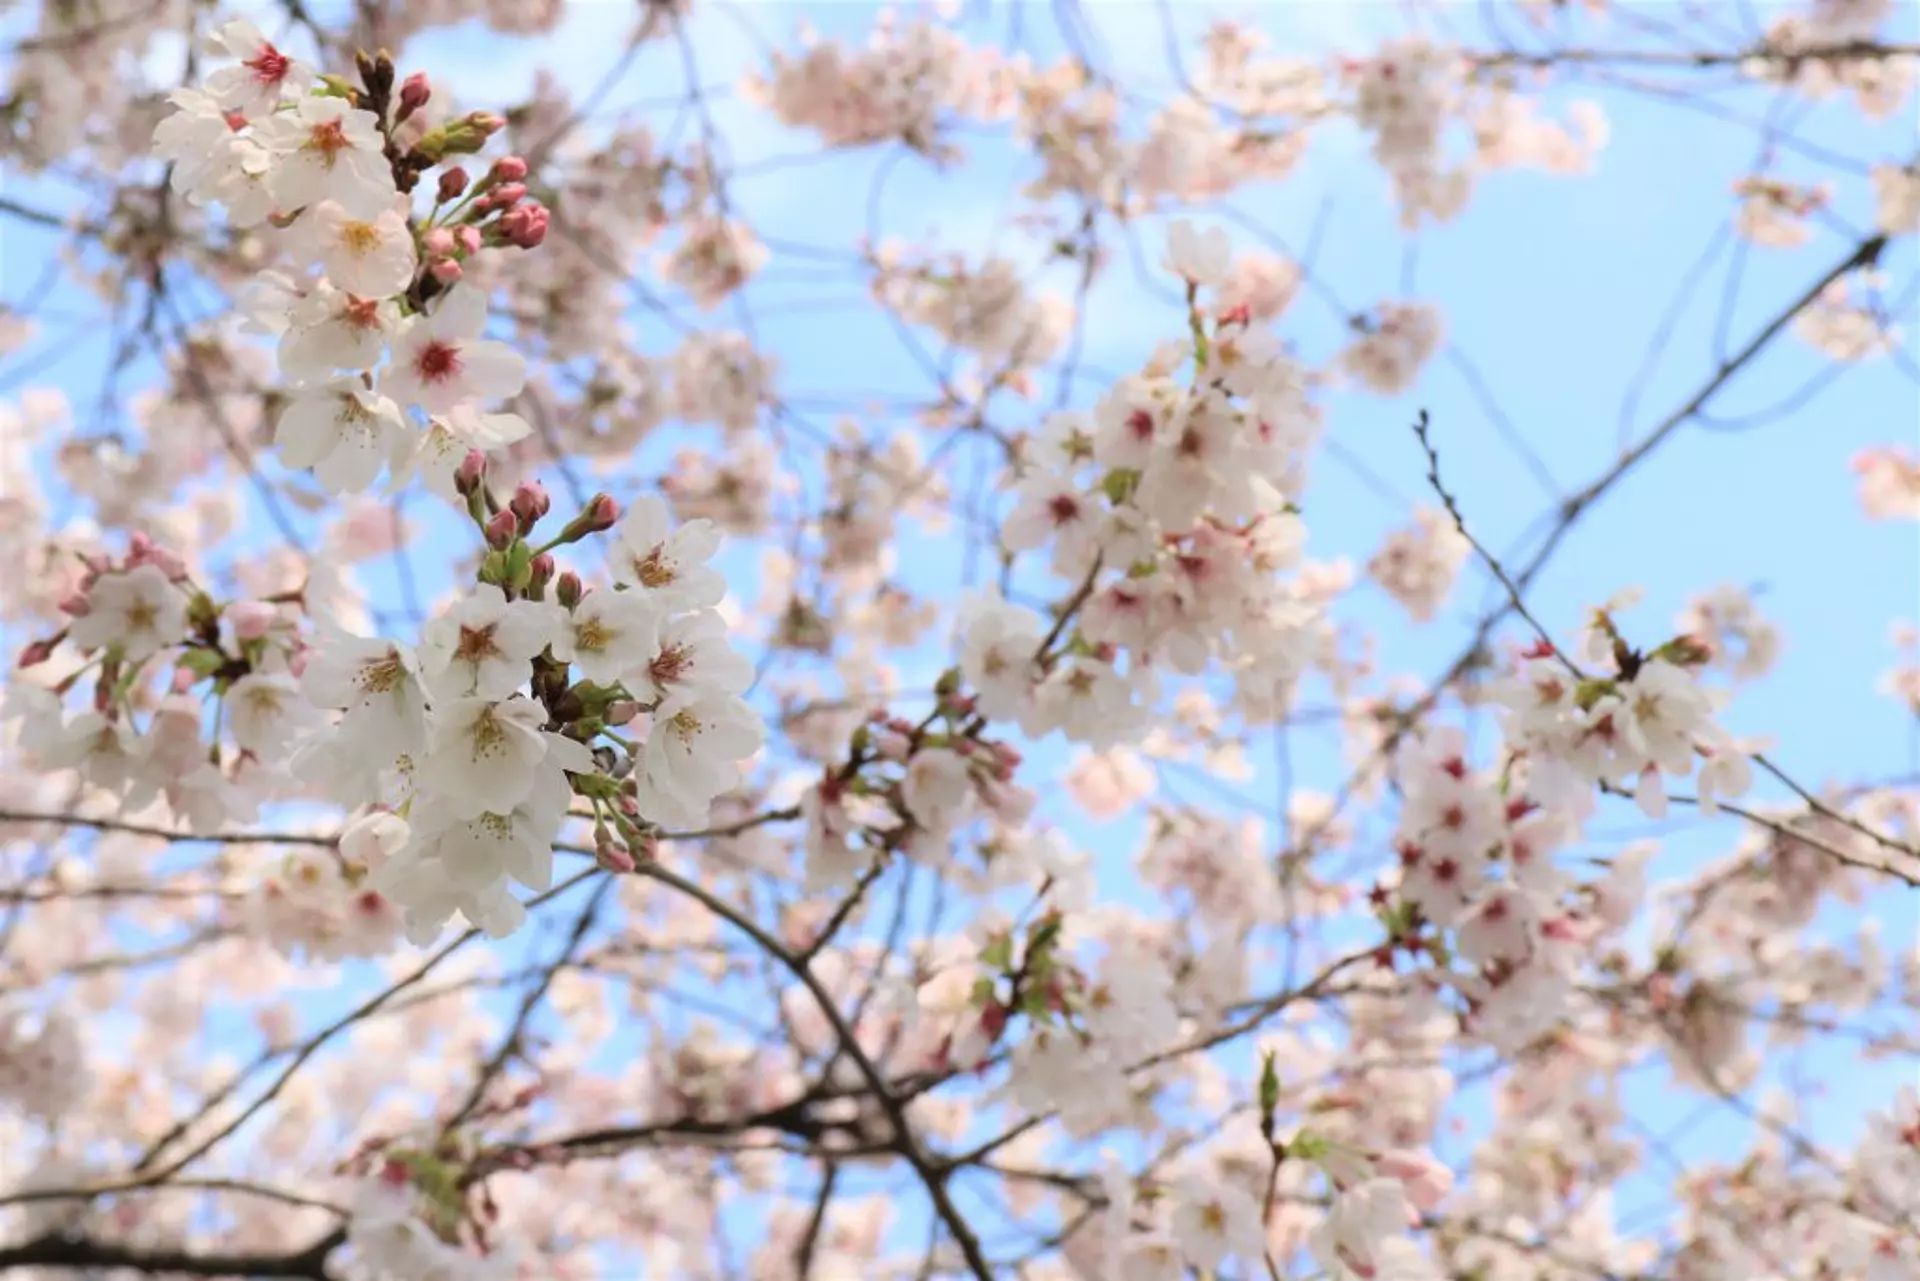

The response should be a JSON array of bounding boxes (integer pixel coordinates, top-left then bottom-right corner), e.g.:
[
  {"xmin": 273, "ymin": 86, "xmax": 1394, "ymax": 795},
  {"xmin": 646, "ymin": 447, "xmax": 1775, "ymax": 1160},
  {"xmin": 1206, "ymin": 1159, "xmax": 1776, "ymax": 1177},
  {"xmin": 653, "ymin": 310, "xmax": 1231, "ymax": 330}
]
[
  {"xmin": 423, "ymin": 227, "xmax": 456, "ymax": 256},
  {"xmin": 430, "ymin": 258, "xmax": 463, "ymax": 284},
  {"xmin": 17, "ymin": 635, "xmax": 59, "ymax": 668},
  {"xmin": 436, "ymin": 167, "xmax": 469, "ymax": 202},
  {"xmin": 457, "ymin": 226, "xmax": 483, "ymax": 255},
  {"xmin": 524, "ymin": 552, "xmax": 556, "ymax": 599},
  {"xmin": 398, "ymin": 72, "xmax": 431, "ymax": 114},
  {"xmin": 57, "ymin": 592, "xmax": 90, "ymax": 618},
  {"xmin": 554, "ymin": 571, "xmax": 584, "ymax": 609},
  {"xmin": 594, "ymin": 839, "xmax": 636, "ymax": 875},
  {"xmin": 491, "ymin": 155, "xmax": 529, "ymax": 183},
  {"xmin": 510, "ymin": 480, "xmax": 550, "ymax": 531},
  {"xmin": 484, "ymin": 507, "xmax": 518, "ymax": 550},
  {"xmin": 454, "ymin": 449, "xmax": 488, "ymax": 497},
  {"xmin": 605, "ymin": 698, "xmax": 639, "ymax": 726},
  {"xmin": 466, "ymin": 110, "xmax": 505, "ymax": 136},
  {"xmin": 551, "ymin": 493, "xmax": 619, "ymax": 546},
  {"xmin": 490, "ymin": 182, "xmax": 526, "ymax": 207},
  {"xmin": 500, "ymin": 204, "xmax": 549, "ymax": 249}
]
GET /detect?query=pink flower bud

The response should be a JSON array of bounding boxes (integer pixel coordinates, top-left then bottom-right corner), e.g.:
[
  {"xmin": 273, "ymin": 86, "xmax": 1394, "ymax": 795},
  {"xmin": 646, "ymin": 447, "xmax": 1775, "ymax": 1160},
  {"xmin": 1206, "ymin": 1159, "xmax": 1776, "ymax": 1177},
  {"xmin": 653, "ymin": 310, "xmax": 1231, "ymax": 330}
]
[
  {"xmin": 605, "ymin": 699, "xmax": 639, "ymax": 726},
  {"xmin": 471, "ymin": 194, "xmax": 494, "ymax": 215},
  {"xmin": 594, "ymin": 838, "xmax": 636, "ymax": 875},
  {"xmin": 490, "ymin": 182, "xmax": 526, "ymax": 207},
  {"xmin": 423, "ymin": 228, "xmax": 456, "ymax": 256},
  {"xmin": 16, "ymin": 635, "xmax": 58, "ymax": 668},
  {"xmin": 554, "ymin": 571, "xmax": 583, "ymax": 609},
  {"xmin": 466, "ymin": 110, "xmax": 505, "ymax": 136},
  {"xmin": 580, "ymin": 493, "xmax": 617, "ymax": 533},
  {"xmin": 57, "ymin": 592, "xmax": 91, "ymax": 618},
  {"xmin": 509, "ymin": 204, "xmax": 549, "ymax": 248},
  {"xmin": 491, "ymin": 155, "xmax": 529, "ymax": 182},
  {"xmin": 399, "ymin": 72, "xmax": 431, "ymax": 112},
  {"xmin": 457, "ymin": 226, "xmax": 483, "ymax": 255},
  {"xmin": 484, "ymin": 507, "xmax": 518, "ymax": 550},
  {"xmin": 454, "ymin": 449, "xmax": 488, "ymax": 497},
  {"xmin": 171, "ymin": 666, "xmax": 196, "ymax": 693},
  {"xmin": 436, "ymin": 167, "xmax": 470, "ymax": 202},
  {"xmin": 510, "ymin": 480, "xmax": 550, "ymax": 530},
  {"xmin": 527, "ymin": 552, "xmax": 555, "ymax": 591},
  {"xmin": 430, "ymin": 258, "xmax": 463, "ymax": 284}
]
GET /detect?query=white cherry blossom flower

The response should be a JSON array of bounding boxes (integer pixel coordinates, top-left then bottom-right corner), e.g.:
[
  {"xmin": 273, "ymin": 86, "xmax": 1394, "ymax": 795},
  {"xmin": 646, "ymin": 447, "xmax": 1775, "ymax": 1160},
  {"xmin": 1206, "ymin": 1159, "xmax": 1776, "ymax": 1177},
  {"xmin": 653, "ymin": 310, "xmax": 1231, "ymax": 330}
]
[
  {"xmin": 419, "ymin": 696, "xmax": 554, "ymax": 820},
  {"xmin": 254, "ymin": 95, "xmax": 396, "ymax": 219},
  {"xmin": 633, "ymin": 692, "xmax": 764, "ymax": 830},
  {"xmin": 203, "ymin": 18, "xmax": 312, "ymax": 118},
  {"xmin": 67, "ymin": 564, "xmax": 185, "ymax": 662},
  {"xmin": 382, "ymin": 286, "xmax": 527, "ymax": 414},
  {"xmin": 551, "ymin": 588, "xmax": 661, "ymax": 685},
  {"xmin": 311, "ymin": 201, "xmax": 417, "ymax": 299},
  {"xmin": 416, "ymin": 585, "xmax": 553, "ymax": 702},
  {"xmin": 610, "ymin": 495, "xmax": 725, "ymax": 611},
  {"xmin": 275, "ymin": 380, "xmax": 409, "ymax": 494}
]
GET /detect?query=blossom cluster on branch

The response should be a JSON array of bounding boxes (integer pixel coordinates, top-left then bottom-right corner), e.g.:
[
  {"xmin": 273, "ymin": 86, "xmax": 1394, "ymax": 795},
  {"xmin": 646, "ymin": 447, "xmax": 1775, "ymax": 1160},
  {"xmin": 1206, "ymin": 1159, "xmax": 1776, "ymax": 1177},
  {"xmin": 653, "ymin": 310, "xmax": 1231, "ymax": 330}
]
[{"xmin": 0, "ymin": 1, "xmax": 1915, "ymax": 1279}]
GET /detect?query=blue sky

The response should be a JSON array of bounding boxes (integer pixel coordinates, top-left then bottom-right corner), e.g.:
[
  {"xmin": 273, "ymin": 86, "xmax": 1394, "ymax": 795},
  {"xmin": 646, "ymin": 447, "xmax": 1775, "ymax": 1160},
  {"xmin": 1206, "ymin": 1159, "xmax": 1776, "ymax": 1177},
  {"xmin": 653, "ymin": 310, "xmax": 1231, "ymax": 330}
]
[{"xmin": 2, "ymin": 0, "xmax": 1918, "ymax": 1274}]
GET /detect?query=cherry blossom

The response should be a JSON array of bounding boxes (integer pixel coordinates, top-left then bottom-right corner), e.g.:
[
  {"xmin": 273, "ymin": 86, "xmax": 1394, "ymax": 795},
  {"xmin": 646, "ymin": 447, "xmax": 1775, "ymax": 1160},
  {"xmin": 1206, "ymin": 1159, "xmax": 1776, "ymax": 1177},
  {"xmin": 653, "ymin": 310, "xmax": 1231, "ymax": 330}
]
[{"xmin": 0, "ymin": 7, "xmax": 1911, "ymax": 1280}]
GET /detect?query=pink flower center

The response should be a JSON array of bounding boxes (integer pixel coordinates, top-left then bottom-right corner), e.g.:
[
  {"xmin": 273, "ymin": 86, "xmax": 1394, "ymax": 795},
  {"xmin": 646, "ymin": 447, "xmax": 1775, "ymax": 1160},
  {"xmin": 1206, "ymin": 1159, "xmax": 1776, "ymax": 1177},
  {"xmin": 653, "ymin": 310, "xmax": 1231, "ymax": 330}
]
[
  {"xmin": 303, "ymin": 118, "xmax": 350, "ymax": 164},
  {"xmin": 415, "ymin": 340, "xmax": 462, "ymax": 383},
  {"xmin": 245, "ymin": 46, "xmax": 291, "ymax": 86}
]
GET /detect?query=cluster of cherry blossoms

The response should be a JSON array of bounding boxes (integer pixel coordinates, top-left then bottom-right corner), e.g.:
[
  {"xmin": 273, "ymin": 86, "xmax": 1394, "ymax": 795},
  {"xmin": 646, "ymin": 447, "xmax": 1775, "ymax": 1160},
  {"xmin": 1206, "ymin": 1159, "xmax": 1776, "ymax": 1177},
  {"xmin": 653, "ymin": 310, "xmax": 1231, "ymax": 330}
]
[
  {"xmin": 0, "ymin": 26, "xmax": 770, "ymax": 951},
  {"xmin": 153, "ymin": 20, "xmax": 552, "ymax": 498},
  {"xmin": 293, "ymin": 485, "xmax": 762, "ymax": 944},
  {"xmin": 1, "ymin": 3, "xmax": 1918, "ymax": 1280},
  {"xmin": 935, "ymin": 221, "xmax": 1332, "ymax": 752}
]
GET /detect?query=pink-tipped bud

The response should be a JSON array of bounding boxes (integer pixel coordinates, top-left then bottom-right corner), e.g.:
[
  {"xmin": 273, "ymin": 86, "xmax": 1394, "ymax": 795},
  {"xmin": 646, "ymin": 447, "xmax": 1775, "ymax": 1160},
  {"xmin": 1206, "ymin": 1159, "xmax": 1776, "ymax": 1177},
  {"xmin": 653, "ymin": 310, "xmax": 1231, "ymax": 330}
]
[
  {"xmin": 554, "ymin": 571, "xmax": 583, "ymax": 609},
  {"xmin": 491, "ymin": 155, "xmax": 529, "ymax": 183},
  {"xmin": 399, "ymin": 72, "xmax": 431, "ymax": 113},
  {"xmin": 581, "ymin": 493, "xmax": 617, "ymax": 533},
  {"xmin": 171, "ymin": 665, "xmax": 196, "ymax": 693},
  {"xmin": 594, "ymin": 838, "xmax": 636, "ymax": 875},
  {"xmin": 423, "ymin": 228, "xmax": 456, "ymax": 256},
  {"xmin": 16, "ymin": 635, "xmax": 59, "ymax": 668},
  {"xmin": 57, "ymin": 592, "xmax": 91, "ymax": 618},
  {"xmin": 454, "ymin": 449, "xmax": 488, "ymax": 497},
  {"xmin": 471, "ymin": 194, "xmax": 495, "ymax": 215},
  {"xmin": 484, "ymin": 508, "xmax": 518, "ymax": 550},
  {"xmin": 509, "ymin": 204, "xmax": 549, "ymax": 248},
  {"xmin": 510, "ymin": 480, "xmax": 550, "ymax": 530},
  {"xmin": 457, "ymin": 226, "xmax": 483, "ymax": 255},
  {"xmin": 605, "ymin": 699, "xmax": 639, "ymax": 726},
  {"xmin": 467, "ymin": 110, "xmax": 505, "ymax": 135},
  {"xmin": 436, "ymin": 167, "xmax": 469, "ymax": 202},
  {"xmin": 490, "ymin": 182, "xmax": 526, "ymax": 207},
  {"xmin": 430, "ymin": 258, "xmax": 463, "ymax": 284},
  {"xmin": 527, "ymin": 552, "xmax": 556, "ymax": 592}
]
